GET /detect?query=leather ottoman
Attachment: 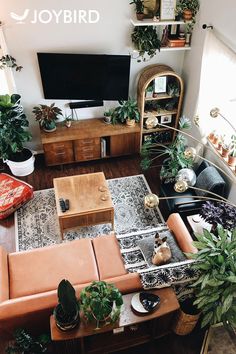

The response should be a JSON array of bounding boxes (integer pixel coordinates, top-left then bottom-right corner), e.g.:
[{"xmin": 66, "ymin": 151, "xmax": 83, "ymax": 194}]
[{"xmin": 0, "ymin": 173, "xmax": 33, "ymax": 219}]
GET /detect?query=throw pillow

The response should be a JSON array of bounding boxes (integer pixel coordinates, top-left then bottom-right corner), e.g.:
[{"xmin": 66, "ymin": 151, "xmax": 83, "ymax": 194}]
[{"xmin": 195, "ymin": 166, "xmax": 225, "ymax": 196}]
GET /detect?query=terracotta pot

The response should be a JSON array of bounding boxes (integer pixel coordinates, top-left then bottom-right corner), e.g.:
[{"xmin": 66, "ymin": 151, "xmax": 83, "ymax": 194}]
[
  {"xmin": 208, "ymin": 132, "xmax": 215, "ymax": 142},
  {"xmin": 136, "ymin": 13, "xmax": 144, "ymax": 21},
  {"xmin": 228, "ymin": 155, "xmax": 236, "ymax": 167},
  {"xmin": 153, "ymin": 92, "xmax": 158, "ymax": 98},
  {"xmin": 126, "ymin": 119, "xmax": 136, "ymax": 127},
  {"xmin": 217, "ymin": 142, "xmax": 222, "ymax": 153},
  {"xmin": 221, "ymin": 147, "xmax": 230, "ymax": 158},
  {"xmin": 212, "ymin": 136, "xmax": 219, "ymax": 146},
  {"xmin": 183, "ymin": 9, "xmax": 193, "ymax": 21}
]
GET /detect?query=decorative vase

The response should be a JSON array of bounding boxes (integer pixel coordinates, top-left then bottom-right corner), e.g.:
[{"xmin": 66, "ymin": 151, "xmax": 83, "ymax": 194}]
[
  {"xmin": 126, "ymin": 119, "xmax": 136, "ymax": 127},
  {"xmin": 43, "ymin": 121, "xmax": 56, "ymax": 132},
  {"xmin": 228, "ymin": 155, "xmax": 236, "ymax": 167},
  {"xmin": 183, "ymin": 9, "xmax": 193, "ymax": 21},
  {"xmin": 136, "ymin": 13, "xmax": 144, "ymax": 21}
]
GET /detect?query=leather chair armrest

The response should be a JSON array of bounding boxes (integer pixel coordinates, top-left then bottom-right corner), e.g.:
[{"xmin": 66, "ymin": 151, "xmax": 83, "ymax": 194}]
[
  {"xmin": 0, "ymin": 246, "xmax": 9, "ymax": 302},
  {"xmin": 167, "ymin": 213, "xmax": 197, "ymax": 255}
]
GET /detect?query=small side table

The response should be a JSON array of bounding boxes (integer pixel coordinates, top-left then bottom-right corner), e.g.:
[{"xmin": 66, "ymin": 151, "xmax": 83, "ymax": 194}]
[
  {"xmin": 187, "ymin": 214, "xmax": 211, "ymax": 235},
  {"xmin": 50, "ymin": 287, "xmax": 180, "ymax": 354}
]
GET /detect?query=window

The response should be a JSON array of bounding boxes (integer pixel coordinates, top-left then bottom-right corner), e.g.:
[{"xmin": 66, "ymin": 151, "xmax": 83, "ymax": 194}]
[
  {"xmin": 0, "ymin": 47, "xmax": 10, "ymax": 94},
  {"xmin": 198, "ymin": 31, "xmax": 236, "ymax": 145}
]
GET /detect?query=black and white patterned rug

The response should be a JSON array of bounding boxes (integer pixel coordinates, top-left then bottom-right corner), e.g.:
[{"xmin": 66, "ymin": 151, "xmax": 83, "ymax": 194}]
[{"xmin": 15, "ymin": 175, "xmax": 164, "ymax": 251}]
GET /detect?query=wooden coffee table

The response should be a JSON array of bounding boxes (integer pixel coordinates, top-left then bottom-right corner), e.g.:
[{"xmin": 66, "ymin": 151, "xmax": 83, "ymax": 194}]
[
  {"xmin": 50, "ymin": 287, "xmax": 180, "ymax": 354},
  {"xmin": 53, "ymin": 172, "xmax": 114, "ymax": 239}
]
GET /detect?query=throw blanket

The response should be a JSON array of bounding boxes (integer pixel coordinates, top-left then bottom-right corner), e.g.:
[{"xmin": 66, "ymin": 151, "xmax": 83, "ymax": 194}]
[{"xmin": 116, "ymin": 227, "xmax": 199, "ymax": 298}]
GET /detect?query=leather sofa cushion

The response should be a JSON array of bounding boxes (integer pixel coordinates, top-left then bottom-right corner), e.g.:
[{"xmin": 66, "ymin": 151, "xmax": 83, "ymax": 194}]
[
  {"xmin": 167, "ymin": 213, "xmax": 197, "ymax": 254},
  {"xmin": 92, "ymin": 235, "xmax": 127, "ymax": 279},
  {"xmin": 8, "ymin": 239, "xmax": 99, "ymax": 299},
  {"xmin": 0, "ymin": 246, "xmax": 9, "ymax": 302}
]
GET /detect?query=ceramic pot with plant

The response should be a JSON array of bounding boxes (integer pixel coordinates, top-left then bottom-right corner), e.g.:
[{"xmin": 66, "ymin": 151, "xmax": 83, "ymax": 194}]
[
  {"xmin": 80, "ymin": 281, "xmax": 123, "ymax": 329},
  {"xmin": 212, "ymin": 134, "xmax": 219, "ymax": 146},
  {"xmin": 221, "ymin": 143, "xmax": 230, "ymax": 158},
  {"xmin": 32, "ymin": 103, "xmax": 62, "ymax": 132},
  {"xmin": 208, "ymin": 130, "xmax": 216, "ymax": 142},
  {"xmin": 189, "ymin": 225, "xmax": 236, "ymax": 328},
  {"xmin": 114, "ymin": 98, "xmax": 140, "ymax": 127},
  {"xmin": 54, "ymin": 279, "xmax": 80, "ymax": 331},
  {"xmin": 64, "ymin": 116, "xmax": 73, "ymax": 128},
  {"xmin": 104, "ymin": 109, "xmax": 114, "ymax": 124},
  {"xmin": 130, "ymin": 0, "xmax": 145, "ymax": 21},
  {"xmin": 176, "ymin": 0, "xmax": 200, "ymax": 21},
  {"xmin": 145, "ymin": 84, "xmax": 153, "ymax": 98},
  {"xmin": 0, "ymin": 94, "xmax": 35, "ymax": 177},
  {"xmin": 228, "ymin": 134, "xmax": 236, "ymax": 167}
]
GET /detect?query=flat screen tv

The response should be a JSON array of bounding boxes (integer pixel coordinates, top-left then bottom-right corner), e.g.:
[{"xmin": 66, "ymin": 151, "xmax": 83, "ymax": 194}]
[{"xmin": 37, "ymin": 53, "xmax": 131, "ymax": 101}]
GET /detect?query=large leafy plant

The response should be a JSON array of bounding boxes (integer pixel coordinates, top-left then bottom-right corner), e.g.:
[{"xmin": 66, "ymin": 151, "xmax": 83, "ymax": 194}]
[
  {"xmin": 141, "ymin": 116, "xmax": 194, "ymax": 181},
  {"xmin": 113, "ymin": 98, "xmax": 140, "ymax": 124},
  {"xmin": 131, "ymin": 26, "xmax": 161, "ymax": 62},
  {"xmin": 6, "ymin": 328, "xmax": 50, "ymax": 354},
  {"xmin": 80, "ymin": 281, "xmax": 123, "ymax": 329},
  {"xmin": 176, "ymin": 0, "xmax": 200, "ymax": 16},
  {"xmin": 130, "ymin": 0, "xmax": 144, "ymax": 14},
  {"xmin": 200, "ymin": 201, "xmax": 236, "ymax": 232},
  {"xmin": 0, "ymin": 94, "xmax": 31, "ymax": 160},
  {"xmin": 32, "ymin": 103, "xmax": 62, "ymax": 129},
  {"xmin": 189, "ymin": 226, "xmax": 236, "ymax": 328}
]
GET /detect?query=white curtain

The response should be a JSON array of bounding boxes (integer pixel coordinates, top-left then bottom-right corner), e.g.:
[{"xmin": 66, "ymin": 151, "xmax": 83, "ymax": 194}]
[
  {"xmin": 0, "ymin": 26, "xmax": 16, "ymax": 94},
  {"xmin": 198, "ymin": 30, "xmax": 236, "ymax": 144}
]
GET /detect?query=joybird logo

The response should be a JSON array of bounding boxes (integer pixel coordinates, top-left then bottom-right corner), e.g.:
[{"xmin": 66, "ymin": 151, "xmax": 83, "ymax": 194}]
[
  {"xmin": 10, "ymin": 9, "xmax": 30, "ymax": 24},
  {"xmin": 10, "ymin": 9, "xmax": 100, "ymax": 24}
]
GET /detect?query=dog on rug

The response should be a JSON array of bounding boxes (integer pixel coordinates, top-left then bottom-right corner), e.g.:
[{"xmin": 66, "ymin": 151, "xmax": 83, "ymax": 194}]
[{"xmin": 152, "ymin": 233, "xmax": 172, "ymax": 266}]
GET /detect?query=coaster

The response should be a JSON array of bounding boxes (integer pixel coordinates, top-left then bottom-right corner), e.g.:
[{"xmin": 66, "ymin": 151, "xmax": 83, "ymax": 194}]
[{"xmin": 131, "ymin": 292, "xmax": 160, "ymax": 314}]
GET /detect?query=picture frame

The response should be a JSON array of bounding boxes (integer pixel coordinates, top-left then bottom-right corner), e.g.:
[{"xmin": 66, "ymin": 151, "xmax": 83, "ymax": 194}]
[
  {"xmin": 143, "ymin": 0, "xmax": 160, "ymax": 18},
  {"xmin": 160, "ymin": 114, "xmax": 172, "ymax": 124},
  {"xmin": 154, "ymin": 76, "xmax": 167, "ymax": 93},
  {"xmin": 160, "ymin": 0, "xmax": 176, "ymax": 21},
  {"xmin": 168, "ymin": 24, "xmax": 180, "ymax": 39}
]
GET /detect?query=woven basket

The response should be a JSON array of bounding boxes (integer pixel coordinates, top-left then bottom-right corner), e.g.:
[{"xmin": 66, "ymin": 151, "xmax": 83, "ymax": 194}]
[{"xmin": 172, "ymin": 308, "xmax": 200, "ymax": 335}]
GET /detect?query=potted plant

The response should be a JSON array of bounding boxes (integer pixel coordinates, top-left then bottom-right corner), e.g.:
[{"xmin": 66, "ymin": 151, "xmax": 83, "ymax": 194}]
[
  {"xmin": 131, "ymin": 26, "xmax": 161, "ymax": 62},
  {"xmin": 64, "ymin": 115, "xmax": 74, "ymax": 128},
  {"xmin": 176, "ymin": 0, "xmax": 200, "ymax": 21},
  {"xmin": 167, "ymin": 82, "xmax": 180, "ymax": 97},
  {"xmin": 6, "ymin": 328, "xmax": 50, "ymax": 353},
  {"xmin": 200, "ymin": 201, "xmax": 236, "ymax": 232},
  {"xmin": 145, "ymin": 84, "xmax": 154, "ymax": 98},
  {"xmin": 0, "ymin": 94, "xmax": 35, "ymax": 176},
  {"xmin": 228, "ymin": 134, "xmax": 236, "ymax": 167},
  {"xmin": 130, "ymin": 0, "xmax": 145, "ymax": 21},
  {"xmin": 53, "ymin": 279, "xmax": 80, "ymax": 331},
  {"xmin": 80, "ymin": 281, "xmax": 123, "ymax": 329},
  {"xmin": 221, "ymin": 142, "xmax": 230, "ymax": 159},
  {"xmin": 32, "ymin": 103, "xmax": 62, "ymax": 132},
  {"xmin": 0, "ymin": 54, "xmax": 23, "ymax": 72},
  {"xmin": 189, "ymin": 225, "xmax": 236, "ymax": 329},
  {"xmin": 141, "ymin": 116, "xmax": 194, "ymax": 182},
  {"xmin": 172, "ymin": 297, "xmax": 200, "ymax": 335},
  {"xmin": 114, "ymin": 98, "xmax": 140, "ymax": 127},
  {"xmin": 104, "ymin": 109, "xmax": 114, "ymax": 124}
]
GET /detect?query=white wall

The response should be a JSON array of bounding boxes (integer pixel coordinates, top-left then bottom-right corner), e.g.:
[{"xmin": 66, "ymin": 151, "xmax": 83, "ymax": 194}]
[
  {"xmin": 182, "ymin": 0, "xmax": 236, "ymax": 203},
  {"xmin": 1, "ymin": 0, "xmax": 185, "ymax": 150}
]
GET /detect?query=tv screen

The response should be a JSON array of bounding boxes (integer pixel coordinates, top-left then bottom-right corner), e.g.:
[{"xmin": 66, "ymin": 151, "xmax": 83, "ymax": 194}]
[{"xmin": 37, "ymin": 53, "xmax": 131, "ymax": 101}]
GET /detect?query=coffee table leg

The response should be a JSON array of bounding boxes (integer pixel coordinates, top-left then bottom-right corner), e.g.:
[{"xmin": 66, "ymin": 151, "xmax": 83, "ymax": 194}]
[
  {"xmin": 59, "ymin": 219, "xmax": 64, "ymax": 240},
  {"xmin": 111, "ymin": 209, "xmax": 115, "ymax": 231}
]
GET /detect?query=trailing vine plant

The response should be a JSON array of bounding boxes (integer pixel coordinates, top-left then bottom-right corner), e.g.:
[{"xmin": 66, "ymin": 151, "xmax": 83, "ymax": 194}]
[
  {"xmin": 0, "ymin": 54, "xmax": 23, "ymax": 71},
  {"xmin": 131, "ymin": 26, "xmax": 161, "ymax": 62}
]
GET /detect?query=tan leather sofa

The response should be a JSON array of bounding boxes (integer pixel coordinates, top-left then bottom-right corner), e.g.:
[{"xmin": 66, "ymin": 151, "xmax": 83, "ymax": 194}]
[{"xmin": 0, "ymin": 213, "xmax": 196, "ymax": 336}]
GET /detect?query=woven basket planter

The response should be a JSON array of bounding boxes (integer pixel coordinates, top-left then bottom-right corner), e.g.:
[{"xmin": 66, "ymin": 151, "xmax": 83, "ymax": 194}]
[{"xmin": 172, "ymin": 308, "xmax": 200, "ymax": 335}]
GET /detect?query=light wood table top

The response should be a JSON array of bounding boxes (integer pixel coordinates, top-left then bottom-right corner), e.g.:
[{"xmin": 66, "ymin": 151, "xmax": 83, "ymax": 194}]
[{"xmin": 53, "ymin": 172, "xmax": 113, "ymax": 217}]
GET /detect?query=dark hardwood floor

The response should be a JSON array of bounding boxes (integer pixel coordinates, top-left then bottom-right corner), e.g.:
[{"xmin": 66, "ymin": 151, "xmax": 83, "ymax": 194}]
[{"xmin": 0, "ymin": 154, "xmax": 204, "ymax": 354}]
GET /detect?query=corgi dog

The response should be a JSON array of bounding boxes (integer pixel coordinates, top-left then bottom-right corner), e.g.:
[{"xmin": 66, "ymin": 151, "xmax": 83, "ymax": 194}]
[{"xmin": 152, "ymin": 233, "xmax": 172, "ymax": 266}]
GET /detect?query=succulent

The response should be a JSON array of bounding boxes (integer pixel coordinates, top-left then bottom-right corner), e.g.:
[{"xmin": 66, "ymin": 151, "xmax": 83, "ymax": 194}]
[{"xmin": 200, "ymin": 201, "xmax": 236, "ymax": 231}]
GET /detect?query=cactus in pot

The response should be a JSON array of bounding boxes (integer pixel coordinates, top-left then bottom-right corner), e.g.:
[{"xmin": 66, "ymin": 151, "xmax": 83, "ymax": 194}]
[{"xmin": 54, "ymin": 279, "xmax": 80, "ymax": 331}]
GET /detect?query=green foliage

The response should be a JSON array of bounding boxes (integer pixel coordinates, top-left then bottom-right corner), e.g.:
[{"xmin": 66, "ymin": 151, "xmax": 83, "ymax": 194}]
[
  {"xmin": 80, "ymin": 281, "xmax": 123, "ymax": 328},
  {"xmin": 112, "ymin": 98, "xmax": 140, "ymax": 124},
  {"xmin": 140, "ymin": 116, "xmax": 193, "ymax": 181},
  {"xmin": 189, "ymin": 226, "xmax": 236, "ymax": 328},
  {"xmin": 0, "ymin": 55, "xmax": 23, "ymax": 72},
  {"xmin": 55, "ymin": 279, "xmax": 79, "ymax": 321},
  {"xmin": 0, "ymin": 94, "xmax": 31, "ymax": 160},
  {"xmin": 104, "ymin": 109, "xmax": 114, "ymax": 117},
  {"xmin": 131, "ymin": 26, "xmax": 161, "ymax": 62},
  {"xmin": 176, "ymin": 0, "xmax": 200, "ymax": 16},
  {"xmin": 130, "ymin": 0, "xmax": 144, "ymax": 13},
  {"xmin": 6, "ymin": 328, "xmax": 50, "ymax": 354},
  {"xmin": 32, "ymin": 103, "xmax": 62, "ymax": 129}
]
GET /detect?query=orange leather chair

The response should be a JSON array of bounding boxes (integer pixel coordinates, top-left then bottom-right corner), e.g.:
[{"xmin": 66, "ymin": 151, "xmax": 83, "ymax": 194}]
[{"xmin": 0, "ymin": 213, "xmax": 196, "ymax": 337}]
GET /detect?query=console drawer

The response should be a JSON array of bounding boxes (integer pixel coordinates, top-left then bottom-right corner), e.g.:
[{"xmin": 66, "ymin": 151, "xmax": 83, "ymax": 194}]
[
  {"xmin": 44, "ymin": 141, "xmax": 74, "ymax": 165},
  {"xmin": 75, "ymin": 138, "xmax": 100, "ymax": 147},
  {"xmin": 74, "ymin": 140, "xmax": 101, "ymax": 161}
]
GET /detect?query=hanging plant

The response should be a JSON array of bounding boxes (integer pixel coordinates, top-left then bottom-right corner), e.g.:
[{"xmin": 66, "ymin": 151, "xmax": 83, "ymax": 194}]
[
  {"xmin": 0, "ymin": 54, "xmax": 23, "ymax": 71},
  {"xmin": 131, "ymin": 26, "xmax": 161, "ymax": 62}
]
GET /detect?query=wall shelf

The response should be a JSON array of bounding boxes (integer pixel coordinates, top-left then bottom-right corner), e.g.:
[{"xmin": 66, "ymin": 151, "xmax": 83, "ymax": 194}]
[{"xmin": 130, "ymin": 19, "xmax": 186, "ymax": 27}]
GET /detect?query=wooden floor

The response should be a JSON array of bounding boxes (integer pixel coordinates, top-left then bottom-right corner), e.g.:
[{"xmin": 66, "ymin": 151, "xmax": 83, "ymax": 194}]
[{"xmin": 0, "ymin": 154, "xmax": 204, "ymax": 354}]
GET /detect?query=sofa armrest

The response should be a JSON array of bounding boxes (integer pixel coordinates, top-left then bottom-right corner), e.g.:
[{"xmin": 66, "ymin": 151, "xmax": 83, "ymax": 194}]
[
  {"xmin": 167, "ymin": 213, "xmax": 197, "ymax": 255},
  {"xmin": 0, "ymin": 246, "xmax": 9, "ymax": 302}
]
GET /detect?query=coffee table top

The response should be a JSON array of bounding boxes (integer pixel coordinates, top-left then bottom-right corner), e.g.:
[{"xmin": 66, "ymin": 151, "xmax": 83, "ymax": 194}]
[
  {"xmin": 50, "ymin": 287, "xmax": 179, "ymax": 341},
  {"xmin": 53, "ymin": 172, "xmax": 113, "ymax": 217}
]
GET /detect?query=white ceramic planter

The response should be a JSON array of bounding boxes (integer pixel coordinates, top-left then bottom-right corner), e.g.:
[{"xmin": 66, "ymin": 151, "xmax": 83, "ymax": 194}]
[{"xmin": 6, "ymin": 151, "xmax": 35, "ymax": 176}]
